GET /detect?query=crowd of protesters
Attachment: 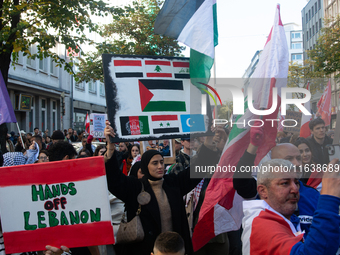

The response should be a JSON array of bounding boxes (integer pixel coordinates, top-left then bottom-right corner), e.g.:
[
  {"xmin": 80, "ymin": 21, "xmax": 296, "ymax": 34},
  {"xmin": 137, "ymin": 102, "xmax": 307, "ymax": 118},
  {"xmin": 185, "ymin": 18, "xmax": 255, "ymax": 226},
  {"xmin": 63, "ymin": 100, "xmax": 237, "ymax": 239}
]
[{"xmin": 0, "ymin": 117, "xmax": 339, "ymax": 255}]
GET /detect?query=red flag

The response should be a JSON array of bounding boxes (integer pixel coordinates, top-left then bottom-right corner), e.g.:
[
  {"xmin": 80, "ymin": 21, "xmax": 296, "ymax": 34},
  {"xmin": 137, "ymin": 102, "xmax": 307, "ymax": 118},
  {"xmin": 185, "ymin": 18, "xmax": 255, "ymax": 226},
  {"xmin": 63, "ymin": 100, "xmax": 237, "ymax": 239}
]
[
  {"xmin": 85, "ymin": 112, "xmax": 90, "ymax": 134},
  {"xmin": 192, "ymin": 5, "xmax": 289, "ymax": 251},
  {"xmin": 300, "ymin": 82, "xmax": 312, "ymax": 137},
  {"xmin": 316, "ymin": 79, "xmax": 331, "ymax": 126},
  {"xmin": 278, "ymin": 113, "xmax": 285, "ymax": 132}
]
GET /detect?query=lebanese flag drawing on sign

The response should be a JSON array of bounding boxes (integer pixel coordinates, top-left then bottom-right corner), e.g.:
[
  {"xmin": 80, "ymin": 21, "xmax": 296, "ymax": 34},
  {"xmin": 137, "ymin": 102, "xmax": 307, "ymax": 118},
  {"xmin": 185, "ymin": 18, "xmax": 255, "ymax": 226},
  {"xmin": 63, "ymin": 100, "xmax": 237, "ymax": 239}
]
[
  {"xmin": 316, "ymin": 79, "xmax": 332, "ymax": 126},
  {"xmin": 0, "ymin": 157, "xmax": 114, "ymax": 254},
  {"xmin": 300, "ymin": 82, "xmax": 312, "ymax": 137},
  {"xmin": 192, "ymin": 5, "xmax": 289, "ymax": 251}
]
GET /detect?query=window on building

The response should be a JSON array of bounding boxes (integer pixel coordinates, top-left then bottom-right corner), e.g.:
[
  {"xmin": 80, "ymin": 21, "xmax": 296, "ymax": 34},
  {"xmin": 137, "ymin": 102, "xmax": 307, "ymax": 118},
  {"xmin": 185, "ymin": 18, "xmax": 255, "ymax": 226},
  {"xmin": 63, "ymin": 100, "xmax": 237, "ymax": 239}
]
[
  {"xmin": 309, "ymin": 28, "xmax": 311, "ymax": 38},
  {"xmin": 29, "ymin": 98, "xmax": 35, "ymax": 133},
  {"xmin": 316, "ymin": 22, "xmax": 318, "ymax": 32},
  {"xmin": 312, "ymin": 25, "xmax": 315, "ymax": 35},
  {"xmin": 291, "ymin": 42, "xmax": 302, "ymax": 49},
  {"xmin": 312, "ymin": 6, "xmax": 314, "ymax": 16},
  {"xmin": 39, "ymin": 58, "xmax": 48, "ymax": 73},
  {"xmin": 99, "ymin": 82, "xmax": 105, "ymax": 97},
  {"xmin": 75, "ymin": 81, "xmax": 85, "ymax": 91},
  {"xmin": 41, "ymin": 98, "xmax": 47, "ymax": 132},
  {"xmin": 292, "ymin": 54, "xmax": 303, "ymax": 61},
  {"xmin": 309, "ymin": 10, "xmax": 311, "ymax": 20},
  {"xmin": 52, "ymin": 100, "xmax": 57, "ymax": 130},
  {"xmin": 26, "ymin": 45, "xmax": 36, "ymax": 68},
  {"xmin": 306, "ymin": 13, "xmax": 308, "ymax": 23},
  {"xmin": 318, "ymin": 0, "xmax": 321, "ymax": 10},
  {"xmin": 315, "ymin": 2, "xmax": 317, "ymax": 13},
  {"xmin": 291, "ymin": 32, "xmax": 301, "ymax": 39},
  {"xmin": 88, "ymin": 80, "xmax": 96, "ymax": 94},
  {"xmin": 319, "ymin": 18, "xmax": 322, "ymax": 28},
  {"xmin": 307, "ymin": 31, "xmax": 309, "ymax": 41}
]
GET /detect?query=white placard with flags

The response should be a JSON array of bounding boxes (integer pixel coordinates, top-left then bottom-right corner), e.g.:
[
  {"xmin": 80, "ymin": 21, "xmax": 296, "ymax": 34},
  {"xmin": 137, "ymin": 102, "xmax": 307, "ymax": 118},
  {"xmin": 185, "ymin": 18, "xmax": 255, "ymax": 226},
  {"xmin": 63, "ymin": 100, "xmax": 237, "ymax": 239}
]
[
  {"xmin": 102, "ymin": 54, "xmax": 209, "ymax": 141},
  {"xmin": 90, "ymin": 113, "xmax": 108, "ymax": 138}
]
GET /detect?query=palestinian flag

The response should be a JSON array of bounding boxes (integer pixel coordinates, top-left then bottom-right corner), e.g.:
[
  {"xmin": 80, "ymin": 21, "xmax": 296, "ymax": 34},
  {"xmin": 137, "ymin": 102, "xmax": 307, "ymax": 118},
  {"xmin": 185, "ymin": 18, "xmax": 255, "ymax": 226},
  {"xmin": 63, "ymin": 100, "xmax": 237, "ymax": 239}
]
[
  {"xmin": 120, "ymin": 116, "xmax": 150, "ymax": 136},
  {"xmin": 154, "ymin": 0, "xmax": 218, "ymax": 88},
  {"xmin": 138, "ymin": 79, "xmax": 186, "ymax": 112},
  {"xmin": 0, "ymin": 157, "xmax": 114, "ymax": 253}
]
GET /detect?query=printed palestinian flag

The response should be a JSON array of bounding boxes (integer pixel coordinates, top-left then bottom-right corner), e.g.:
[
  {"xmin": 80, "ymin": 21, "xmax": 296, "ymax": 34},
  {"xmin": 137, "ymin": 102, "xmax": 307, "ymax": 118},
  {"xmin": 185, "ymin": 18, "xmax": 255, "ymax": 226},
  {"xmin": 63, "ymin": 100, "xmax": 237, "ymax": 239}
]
[
  {"xmin": 138, "ymin": 79, "xmax": 186, "ymax": 112},
  {"xmin": 151, "ymin": 115, "xmax": 180, "ymax": 134},
  {"xmin": 120, "ymin": 116, "xmax": 150, "ymax": 136},
  {"xmin": 0, "ymin": 157, "xmax": 114, "ymax": 254}
]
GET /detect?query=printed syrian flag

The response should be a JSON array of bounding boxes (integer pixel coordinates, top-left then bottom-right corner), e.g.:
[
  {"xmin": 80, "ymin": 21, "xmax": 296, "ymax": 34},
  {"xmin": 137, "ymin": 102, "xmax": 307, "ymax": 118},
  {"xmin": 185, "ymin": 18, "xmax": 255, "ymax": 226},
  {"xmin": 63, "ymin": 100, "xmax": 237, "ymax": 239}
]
[
  {"xmin": 154, "ymin": 0, "xmax": 218, "ymax": 88},
  {"xmin": 138, "ymin": 79, "xmax": 186, "ymax": 112},
  {"xmin": 0, "ymin": 157, "xmax": 114, "ymax": 254},
  {"xmin": 192, "ymin": 5, "xmax": 289, "ymax": 251},
  {"xmin": 151, "ymin": 115, "xmax": 180, "ymax": 134},
  {"xmin": 300, "ymin": 82, "xmax": 312, "ymax": 137},
  {"xmin": 120, "ymin": 116, "xmax": 150, "ymax": 136},
  {"xmin": 316, "ymin": 79, "xmax": 332, "ymax": 126},
  {"xmin": 85, "ymin": 112, "xmax": 90, "ymax": 134},
  {"xmin": 0, "ymin": 70, "xmax": 17, "ymax": 125}
]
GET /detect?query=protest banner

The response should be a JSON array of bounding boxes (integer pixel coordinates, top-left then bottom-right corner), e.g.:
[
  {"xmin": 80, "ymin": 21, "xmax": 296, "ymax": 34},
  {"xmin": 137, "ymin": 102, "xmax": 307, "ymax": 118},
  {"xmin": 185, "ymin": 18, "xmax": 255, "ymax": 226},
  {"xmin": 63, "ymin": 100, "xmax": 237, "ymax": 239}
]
[
  {"xmin": 102, "ymin": 54, "xmax": 213, "ymax": 142},
  {"xmin": 90, "ymin": 113, "xmax": 107, "ymax": 138},
  {"xmin": 0, "ymin": 157, "xmax": 114, "ymax": 253},
  {"xmin": 282, "ymin": 110, "xmax": 302, "ymax": 134}
]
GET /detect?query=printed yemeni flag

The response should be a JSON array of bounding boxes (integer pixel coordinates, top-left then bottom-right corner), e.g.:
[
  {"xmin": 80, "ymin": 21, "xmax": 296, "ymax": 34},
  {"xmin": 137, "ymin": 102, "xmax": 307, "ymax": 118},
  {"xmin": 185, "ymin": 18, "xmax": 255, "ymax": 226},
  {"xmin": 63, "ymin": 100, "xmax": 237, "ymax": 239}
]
[
  {"xmin": 0, "ymin": 157, "xmax": 114, "ymax": 253},
  {"xmin": 300, "ymin": 82, "xmax": 312, "ymax": 137},
  {"xmin": 138, "ymin": 79, "xmax": 186, "ymax": 112},
  {"xmin": 113, "ymin": 59, "xmax": 143, "ymax": 78},
  {"xmin": 151, "ymin": 115, "xmax": 180, "ymax": 134},
  {"xmin": 192, "ymin": 5, "xmax": 289, "ymax": 251},
  {"xmin": 316, "ymin": 79, "xmax": 332, "ymax": 126},
  {"xmin": 0, "ymin": 70, "xmax": 17, "ymax": 125},
  {"xmin": 154, "ymin": 0, "xmax": 218, "ymax": 89},
  {"xmin": 85, "ymin": 112, "xmax": 90, "ymax": 134},
  {"xmin": 120, "ymin": 116, "xmax": 150, "ymax": 136}
]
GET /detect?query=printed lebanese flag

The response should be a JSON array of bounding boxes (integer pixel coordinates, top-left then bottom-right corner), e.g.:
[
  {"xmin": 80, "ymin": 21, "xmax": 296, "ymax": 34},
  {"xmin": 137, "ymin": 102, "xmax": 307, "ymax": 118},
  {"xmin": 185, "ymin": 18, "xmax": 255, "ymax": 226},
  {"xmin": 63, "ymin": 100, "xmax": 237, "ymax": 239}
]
[
  {"xmin": 300, "ymin": 82, "xmax": 312, "ymax": 137},
  {"xmin": 316, "ymin": 79, "xmax": 332, "ymax": 126},
  {"xmin": 145, "ymin": 60, "xmax": 172, "ymax": 78},
  {"xmin": 192, "ymin": 5, "xmax": 289, "ymax": 251},
  {"xmin": 85, "ymin": 112, "xmax": 90, "ymax": 134},
  {"xmin": 0, "ymin": 157, "xmax": 114, "ymax": 254}
]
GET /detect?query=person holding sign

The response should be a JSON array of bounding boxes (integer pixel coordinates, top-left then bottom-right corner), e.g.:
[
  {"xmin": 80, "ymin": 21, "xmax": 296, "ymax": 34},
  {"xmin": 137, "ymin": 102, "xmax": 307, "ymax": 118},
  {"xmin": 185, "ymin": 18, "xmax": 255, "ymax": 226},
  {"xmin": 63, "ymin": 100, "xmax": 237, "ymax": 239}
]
[{"xmin": 104, "ymin": 121, "xmax": 219, "ymax": 255}]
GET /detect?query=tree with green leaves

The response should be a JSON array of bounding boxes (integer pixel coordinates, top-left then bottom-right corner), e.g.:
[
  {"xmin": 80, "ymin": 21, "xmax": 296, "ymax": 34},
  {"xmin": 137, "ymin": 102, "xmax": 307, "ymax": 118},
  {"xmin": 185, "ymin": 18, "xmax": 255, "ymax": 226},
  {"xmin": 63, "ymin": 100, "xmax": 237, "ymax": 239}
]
[
  {"xmin": 309, "ymin": 15, "xmax": 340, "ymax": 78},
  {"xmin": 76, "ymin": 0, "xmax": 185, "ymax": 83},
  {"xmin": 0, "ymin": 0, "xmax": 111, "ymax": 153}
]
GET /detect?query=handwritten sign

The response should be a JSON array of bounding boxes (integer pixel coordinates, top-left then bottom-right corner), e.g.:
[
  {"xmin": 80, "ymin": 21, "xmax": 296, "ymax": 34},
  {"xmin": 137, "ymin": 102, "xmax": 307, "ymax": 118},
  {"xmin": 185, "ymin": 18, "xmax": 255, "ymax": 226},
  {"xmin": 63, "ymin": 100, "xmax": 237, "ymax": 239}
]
[
  {"xmin": 0, "ymin": 157, "xmax": 114, "ymax": 253},
  {"xmin": 283, "ymin": 110, "xmax": 302, "ymax": 134},
  {"xmin": 90, "ymin": 113, "xmax": 107, "ymax": 138}
]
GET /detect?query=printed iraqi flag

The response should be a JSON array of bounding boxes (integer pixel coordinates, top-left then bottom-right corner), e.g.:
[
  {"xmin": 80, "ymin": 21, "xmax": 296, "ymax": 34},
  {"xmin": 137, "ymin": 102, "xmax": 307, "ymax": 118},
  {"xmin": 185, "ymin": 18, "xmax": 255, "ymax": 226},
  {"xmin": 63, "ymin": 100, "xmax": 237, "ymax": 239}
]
[
  {"xmin": 192, "ymin": 5, "xmax": 289, "ymax": 251},
  {"xmin": 0, "ymin": 157, "xmax": 114, "ymax": 254},
  {"xmin": 151, "ymin": 115, "xmax": 180, "ymax": 134},
  {"xmin": 139, "ymin": 79, "xmax": 186, "ymax": 112},
  {"xmin": 172, "ymin": 61, "xmax": 190, "ymax": 79},
  {"xmin": 154, "ymin": 0, "xmax": 218, "ymax": 88},
  {"xmin": 120, "ymin": 116, "xmax": 150, "ymax": 136}
]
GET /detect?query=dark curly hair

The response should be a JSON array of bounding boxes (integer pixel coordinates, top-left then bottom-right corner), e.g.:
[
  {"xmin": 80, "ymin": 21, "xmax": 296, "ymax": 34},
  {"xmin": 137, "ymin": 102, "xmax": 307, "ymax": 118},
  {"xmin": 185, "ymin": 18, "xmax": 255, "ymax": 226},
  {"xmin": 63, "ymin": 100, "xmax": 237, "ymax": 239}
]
[{"xmin": 48, "ymin": 141, "xmax": 77, "ymax": 161}]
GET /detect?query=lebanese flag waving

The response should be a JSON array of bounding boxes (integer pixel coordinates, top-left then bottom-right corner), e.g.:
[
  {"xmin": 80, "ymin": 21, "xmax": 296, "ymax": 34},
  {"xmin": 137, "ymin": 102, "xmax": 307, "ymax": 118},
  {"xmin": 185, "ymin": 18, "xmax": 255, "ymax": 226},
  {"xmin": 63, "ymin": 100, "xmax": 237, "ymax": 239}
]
[
  {"xmin": 192, "ymin": 5, "xmax": 289, "ymax": 251},
  {"xmin": 316, "ymin": 79, "xmax": 332, "ymax": 126},
  {"xmin": 85, "ymin": 112, "xmax": 90, "ymax": 134},
  {"xmin": 300, "ymin": 82, "xmax": 312, "ymax": 137}
]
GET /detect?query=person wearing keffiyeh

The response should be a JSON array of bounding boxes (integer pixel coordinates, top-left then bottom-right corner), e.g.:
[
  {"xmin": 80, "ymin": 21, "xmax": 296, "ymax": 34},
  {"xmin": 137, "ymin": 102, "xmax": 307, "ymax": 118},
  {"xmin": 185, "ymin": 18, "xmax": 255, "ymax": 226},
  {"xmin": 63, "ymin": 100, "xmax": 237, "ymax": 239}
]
[{"xmin": 2, "ymin": 141, "xmax": 39, "ymax": 167}]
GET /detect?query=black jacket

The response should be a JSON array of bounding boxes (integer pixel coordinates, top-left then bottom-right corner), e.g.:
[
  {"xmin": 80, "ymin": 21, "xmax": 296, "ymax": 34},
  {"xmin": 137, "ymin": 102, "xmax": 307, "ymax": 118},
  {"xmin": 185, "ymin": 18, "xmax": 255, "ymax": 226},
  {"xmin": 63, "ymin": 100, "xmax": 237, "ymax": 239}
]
[
  {"xmin": 105, "ymin": 145, "xmax": 217, "ymax": 255},
  {"xmin": 307, "ymin": 135, "xmax": 333, "ymax": 166}
]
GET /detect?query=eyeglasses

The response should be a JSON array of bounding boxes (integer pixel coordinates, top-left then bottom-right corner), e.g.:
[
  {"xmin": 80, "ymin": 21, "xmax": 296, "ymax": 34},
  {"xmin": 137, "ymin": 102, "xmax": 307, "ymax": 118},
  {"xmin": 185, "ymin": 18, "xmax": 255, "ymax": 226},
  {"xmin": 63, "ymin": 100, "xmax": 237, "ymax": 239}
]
[{"xmin": 39, "ymin": 156, "xmax": 48, "ymax": 160}]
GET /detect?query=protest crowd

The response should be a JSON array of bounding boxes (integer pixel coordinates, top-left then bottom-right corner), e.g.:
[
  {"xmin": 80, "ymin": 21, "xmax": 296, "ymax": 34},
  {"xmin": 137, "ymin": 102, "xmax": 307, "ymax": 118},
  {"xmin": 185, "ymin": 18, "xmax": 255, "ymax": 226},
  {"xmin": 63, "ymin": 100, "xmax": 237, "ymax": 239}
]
[{"xmin": 0, "ymin": 115, "xmax": 339, "ymax": 255}]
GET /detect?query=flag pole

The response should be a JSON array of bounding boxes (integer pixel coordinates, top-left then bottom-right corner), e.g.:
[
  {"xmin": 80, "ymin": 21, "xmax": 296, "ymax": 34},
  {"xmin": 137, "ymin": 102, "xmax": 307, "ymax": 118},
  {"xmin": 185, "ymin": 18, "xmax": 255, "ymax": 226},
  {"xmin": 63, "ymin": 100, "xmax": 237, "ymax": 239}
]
[{"xmin": 15, "ymin": 122, "xmax": 25, "ymax": 150}]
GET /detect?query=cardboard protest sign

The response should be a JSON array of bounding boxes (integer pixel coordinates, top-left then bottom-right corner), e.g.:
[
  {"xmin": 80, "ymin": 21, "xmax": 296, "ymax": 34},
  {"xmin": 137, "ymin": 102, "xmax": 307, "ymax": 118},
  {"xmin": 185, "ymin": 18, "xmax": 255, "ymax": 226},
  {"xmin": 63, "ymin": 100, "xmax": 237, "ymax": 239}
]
[
  {"xmin": 0, "ymin": 157, "xmax": 114, "ymax": 253},
  {"xmin": 90, "ymin": 113, "xmax": 107, "ymax": 138},
  {"xmin": 102, "ymin": 54, "xmax": 211, "ymax": 142},
  {"xmin": 283, "ymin": 110, "xmax": 302, "ymax": 134}
]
